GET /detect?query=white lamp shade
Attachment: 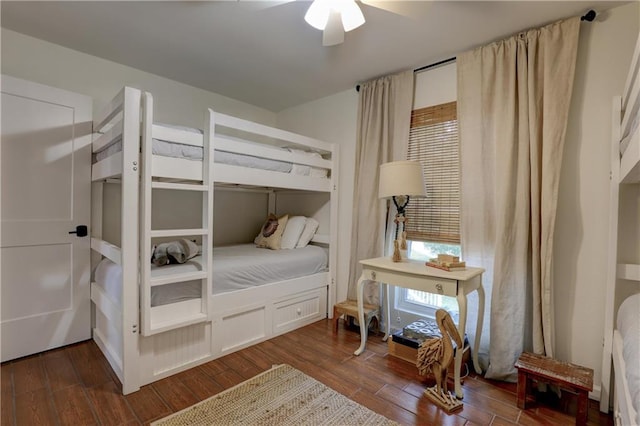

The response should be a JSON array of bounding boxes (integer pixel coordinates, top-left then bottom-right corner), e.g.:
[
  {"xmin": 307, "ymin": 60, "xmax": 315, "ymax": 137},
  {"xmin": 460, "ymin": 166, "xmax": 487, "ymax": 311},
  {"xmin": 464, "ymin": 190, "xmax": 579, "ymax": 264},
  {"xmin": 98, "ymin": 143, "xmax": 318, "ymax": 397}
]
[{"xmin": 378, "ymin": 161, "xmax": 426, "ymax": 199}]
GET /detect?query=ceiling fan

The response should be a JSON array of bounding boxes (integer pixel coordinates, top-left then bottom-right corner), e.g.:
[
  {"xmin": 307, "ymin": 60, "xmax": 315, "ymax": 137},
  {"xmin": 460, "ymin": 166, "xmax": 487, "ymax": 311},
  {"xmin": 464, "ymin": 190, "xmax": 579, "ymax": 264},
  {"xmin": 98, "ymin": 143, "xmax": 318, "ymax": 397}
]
[
  {"xmin": 238, "ymin": 0, "xmax": 430, "ymax": 47},
  {"xmin": 302, "ymin": 0, "xmax": 432, "ymax": 47},
  {"xmin": 304, "ymin": 0, "xmax": 365, "ymax": 46}
]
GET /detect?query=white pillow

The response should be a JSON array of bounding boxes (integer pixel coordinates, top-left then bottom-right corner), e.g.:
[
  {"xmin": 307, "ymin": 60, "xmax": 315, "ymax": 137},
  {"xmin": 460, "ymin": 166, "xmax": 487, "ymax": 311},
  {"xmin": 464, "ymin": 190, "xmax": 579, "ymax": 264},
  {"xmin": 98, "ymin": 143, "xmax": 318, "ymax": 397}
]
[
  {"xmin": 296, "ymin": 218, "xmax": 319, "ymax": 248},
  {"xmin": 288, "ymin": 148, "xmax": 311, "ymax": 176},
  {"xmin": 280, "ymin": 216, "xmax": 307, "ymax": 249},
  {"xmin": 287, "ymin": 148, "xmax": 328, "ymax": 178}
]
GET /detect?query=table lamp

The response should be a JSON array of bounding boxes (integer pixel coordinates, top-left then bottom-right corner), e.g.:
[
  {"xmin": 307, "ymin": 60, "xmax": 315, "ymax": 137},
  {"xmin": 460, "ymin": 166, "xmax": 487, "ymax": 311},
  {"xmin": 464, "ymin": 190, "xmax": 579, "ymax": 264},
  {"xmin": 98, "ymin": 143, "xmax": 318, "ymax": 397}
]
[{"xmin": 379, "ymin": 161, "xmax": 426, "ymax": 261}]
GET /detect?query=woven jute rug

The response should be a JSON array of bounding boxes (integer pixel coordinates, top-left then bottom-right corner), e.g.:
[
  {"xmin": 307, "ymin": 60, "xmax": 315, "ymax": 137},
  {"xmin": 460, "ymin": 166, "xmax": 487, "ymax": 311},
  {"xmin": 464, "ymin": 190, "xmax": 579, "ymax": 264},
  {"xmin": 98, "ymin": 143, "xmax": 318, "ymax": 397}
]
[{"xmin": 151, "ymin": 364, "xmax": 400, "ymax": 426}]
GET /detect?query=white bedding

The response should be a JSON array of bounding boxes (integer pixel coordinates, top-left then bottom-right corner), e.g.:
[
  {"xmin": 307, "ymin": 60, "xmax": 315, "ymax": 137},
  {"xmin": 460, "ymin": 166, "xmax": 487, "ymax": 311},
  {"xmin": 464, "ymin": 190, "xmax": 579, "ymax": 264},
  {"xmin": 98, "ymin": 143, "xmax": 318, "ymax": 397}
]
[
  {"xmin": 620, "ymin": 112, "xmax": 639, "ymax": 156},
  {"xmin": 211, "ymin": 244, "xmax": 328, "ymax": 294},
  {"xmin": 617, "ymin": 293, "xmax": 640, "ymax": 425},
  {"xmin": 93, "ymin": 244, "xmax": 328, "ymax": 306},
  {"xmin": 93, "ymin": 121, "xmax": 329, "ymax": 177},
  {"xmin": 94, "ymin": 255, "xmax": 203, "ymax": 307},
  {"xmin": 93, "ymin": 139, "xmax": 294, "ymax": 173}
]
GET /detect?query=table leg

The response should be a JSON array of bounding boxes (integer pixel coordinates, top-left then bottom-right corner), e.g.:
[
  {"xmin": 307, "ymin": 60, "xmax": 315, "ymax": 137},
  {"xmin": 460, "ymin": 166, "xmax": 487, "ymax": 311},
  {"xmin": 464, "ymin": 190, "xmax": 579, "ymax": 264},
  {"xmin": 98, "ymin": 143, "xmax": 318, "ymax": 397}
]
[
  {"xmin": 576, "ymin": 391, "xmax": 588, "ymax": 426},
  {"xmin": 354, "ymin": 272, "xmax": 367, "ymax": 356},
  {"xmin": 454, "ymin": 290, "xmax": 468, "ymax": 399},
  {"xmin": 382, "ymin": 283, "xmax": 390, "ymax": 342},
  {"xmin": 473, "ymin": 279, "xmax": 485, "ymax": 374},
  {"xmin": 517, "ymin": 371, "xmax": 527, "ymax": 409}
]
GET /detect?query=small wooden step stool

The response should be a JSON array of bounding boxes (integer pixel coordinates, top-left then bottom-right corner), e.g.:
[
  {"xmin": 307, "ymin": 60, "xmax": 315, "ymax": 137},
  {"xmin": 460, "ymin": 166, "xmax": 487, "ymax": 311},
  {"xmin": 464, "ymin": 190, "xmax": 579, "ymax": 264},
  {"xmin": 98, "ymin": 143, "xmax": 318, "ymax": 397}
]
[
  {"xmin": 333, "ymin": 300, "xmax": 379, "ymax": 334},
  {"xmin": 515, "ymin": 352, "xmax": 593, "ymax": 426}
]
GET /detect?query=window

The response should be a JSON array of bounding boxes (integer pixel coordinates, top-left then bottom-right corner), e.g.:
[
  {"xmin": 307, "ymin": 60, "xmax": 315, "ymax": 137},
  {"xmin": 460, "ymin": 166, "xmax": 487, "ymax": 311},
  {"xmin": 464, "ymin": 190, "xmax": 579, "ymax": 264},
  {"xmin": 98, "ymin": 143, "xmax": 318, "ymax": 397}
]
[
  {"xmin": 404, "ymin": 101, "xmax": 460, "ymax": 245},
  {"xmin": 395, "ymin": 102, "xmax": 461, "ymax": 317}
]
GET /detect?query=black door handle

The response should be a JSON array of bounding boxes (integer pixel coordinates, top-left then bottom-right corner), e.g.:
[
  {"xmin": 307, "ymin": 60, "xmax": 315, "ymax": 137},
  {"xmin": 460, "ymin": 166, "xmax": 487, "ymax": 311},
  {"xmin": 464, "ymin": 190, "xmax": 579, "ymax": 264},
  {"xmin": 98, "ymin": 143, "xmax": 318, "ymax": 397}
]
[{"xmin": 69, "ymin": 225, "xmax": 88, "ymax": 237}]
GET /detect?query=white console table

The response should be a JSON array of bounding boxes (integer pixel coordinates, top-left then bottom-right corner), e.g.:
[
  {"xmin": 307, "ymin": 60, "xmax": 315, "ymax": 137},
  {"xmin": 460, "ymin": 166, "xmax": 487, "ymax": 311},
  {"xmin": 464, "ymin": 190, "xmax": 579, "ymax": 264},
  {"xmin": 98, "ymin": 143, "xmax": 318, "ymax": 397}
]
[{"xmin": 354, "ymin": 257, "xmax": 485, "ymax": 399}]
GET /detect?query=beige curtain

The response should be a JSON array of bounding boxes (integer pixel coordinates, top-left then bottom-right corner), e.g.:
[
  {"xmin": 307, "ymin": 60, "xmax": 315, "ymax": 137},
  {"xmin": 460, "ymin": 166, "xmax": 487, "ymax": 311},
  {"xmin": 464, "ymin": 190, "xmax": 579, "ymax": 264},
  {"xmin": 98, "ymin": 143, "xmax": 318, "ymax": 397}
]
[
  {"xmin": 347, "ymin": 70, "xmax": 414, "ymax": 304},
  {"xmin": 457, "ymin": 17, "xmax": 580, "ymax": 381}
]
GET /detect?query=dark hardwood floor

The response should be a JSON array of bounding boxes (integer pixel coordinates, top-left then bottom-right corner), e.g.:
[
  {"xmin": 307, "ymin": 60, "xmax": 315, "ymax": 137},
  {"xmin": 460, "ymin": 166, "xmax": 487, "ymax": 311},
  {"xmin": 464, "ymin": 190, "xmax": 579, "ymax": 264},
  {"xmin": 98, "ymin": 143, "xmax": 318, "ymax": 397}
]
[{"xmin": 1, "ymin": 319, "xmax": 613, "ymax": 425}]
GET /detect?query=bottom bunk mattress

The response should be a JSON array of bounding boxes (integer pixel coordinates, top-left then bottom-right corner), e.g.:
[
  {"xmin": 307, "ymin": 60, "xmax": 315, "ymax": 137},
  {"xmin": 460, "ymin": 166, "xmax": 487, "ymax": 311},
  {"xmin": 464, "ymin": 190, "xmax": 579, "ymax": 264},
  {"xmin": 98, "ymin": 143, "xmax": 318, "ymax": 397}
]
[
  {"xmin": 616, "ymin": 293, "xmax": 640, "ymax": 424},
  {"xmin": 93, "ymin": 244, "xmax": 328, "ymax": 307}
]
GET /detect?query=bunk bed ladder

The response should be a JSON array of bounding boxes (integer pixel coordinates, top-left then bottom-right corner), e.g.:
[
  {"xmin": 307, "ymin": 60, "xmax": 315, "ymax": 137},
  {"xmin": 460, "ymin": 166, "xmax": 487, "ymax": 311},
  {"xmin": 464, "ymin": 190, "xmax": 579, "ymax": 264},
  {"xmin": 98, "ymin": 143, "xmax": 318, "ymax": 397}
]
[{"xmin": 139, "ymin": 93, "xmax": 214, "ymax": 336}]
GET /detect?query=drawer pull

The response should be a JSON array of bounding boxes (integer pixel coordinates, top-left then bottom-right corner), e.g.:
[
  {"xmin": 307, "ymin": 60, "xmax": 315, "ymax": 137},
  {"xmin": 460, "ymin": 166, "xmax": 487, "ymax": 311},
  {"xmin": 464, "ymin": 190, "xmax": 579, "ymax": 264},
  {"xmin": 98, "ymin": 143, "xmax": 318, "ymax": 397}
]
[
  {"xmin": 436, "ymin": 283, "xmax": 443, "ymax": 294},
  {"xmin": 296, "ymin": 308, "xmax": 302, "ymax": 316},
  {"xmin": 371, "ymin": 271, "xmax": 376, "ymax": 280}
]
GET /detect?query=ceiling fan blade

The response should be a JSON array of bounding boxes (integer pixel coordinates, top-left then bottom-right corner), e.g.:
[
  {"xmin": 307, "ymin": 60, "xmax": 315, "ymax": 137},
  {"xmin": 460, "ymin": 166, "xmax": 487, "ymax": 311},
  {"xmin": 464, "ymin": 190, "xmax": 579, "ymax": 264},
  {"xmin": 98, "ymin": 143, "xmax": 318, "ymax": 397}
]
[
  {"xmin": 322, "ymin": 9, "xmax": 345, "ymax": 46},
  {"xmin": 360, "ymin": 0, "xmax": 432, "ymax": 19}
]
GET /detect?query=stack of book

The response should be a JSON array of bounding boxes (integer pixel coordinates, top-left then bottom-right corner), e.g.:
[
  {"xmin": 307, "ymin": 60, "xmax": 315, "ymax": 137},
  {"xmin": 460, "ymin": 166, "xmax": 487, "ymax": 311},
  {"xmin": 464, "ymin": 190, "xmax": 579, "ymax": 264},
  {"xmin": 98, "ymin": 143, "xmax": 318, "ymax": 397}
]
[{"xmin": 426, "ymin": 254, "xmax": 466, "ymax": 271}]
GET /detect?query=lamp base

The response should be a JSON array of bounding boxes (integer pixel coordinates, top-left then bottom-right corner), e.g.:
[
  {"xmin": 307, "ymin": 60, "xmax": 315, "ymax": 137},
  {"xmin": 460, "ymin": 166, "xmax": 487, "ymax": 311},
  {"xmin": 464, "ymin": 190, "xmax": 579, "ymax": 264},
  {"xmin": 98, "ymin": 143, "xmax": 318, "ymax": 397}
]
[
  {"xmin": 391, "ymin": 240, "xmax": 407, "ymax": 262},
  {"xmin": 392, "ymin": 240, "xmax": 402, "ymax": 262}
]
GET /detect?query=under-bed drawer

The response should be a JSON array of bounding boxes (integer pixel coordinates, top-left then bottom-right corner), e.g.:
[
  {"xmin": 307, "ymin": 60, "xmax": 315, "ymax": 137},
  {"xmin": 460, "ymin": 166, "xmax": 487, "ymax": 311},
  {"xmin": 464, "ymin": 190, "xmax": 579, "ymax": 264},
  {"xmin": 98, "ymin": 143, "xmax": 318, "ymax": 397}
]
[{"xmin": 273, "ymin": 287, "xmax": 327, "ymax": 335}]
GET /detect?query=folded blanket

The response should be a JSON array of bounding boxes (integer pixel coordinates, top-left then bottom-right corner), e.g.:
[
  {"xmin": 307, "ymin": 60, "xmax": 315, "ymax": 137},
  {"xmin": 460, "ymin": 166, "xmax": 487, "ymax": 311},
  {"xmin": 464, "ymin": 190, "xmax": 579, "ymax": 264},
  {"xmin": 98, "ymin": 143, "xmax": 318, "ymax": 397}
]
[{"xmin": 151, "ymin": 239, "xmax": 199, "ymax": 266}]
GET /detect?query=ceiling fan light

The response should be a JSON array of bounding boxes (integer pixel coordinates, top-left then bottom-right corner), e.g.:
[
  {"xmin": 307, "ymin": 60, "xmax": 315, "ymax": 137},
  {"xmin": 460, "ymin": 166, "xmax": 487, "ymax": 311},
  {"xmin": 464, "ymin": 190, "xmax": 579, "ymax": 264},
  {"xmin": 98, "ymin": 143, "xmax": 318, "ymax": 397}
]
[
  {"xmin": 341, "ymin": 0, "xmax": 365, "ymax": 32},
  {"xmin": 304, "ymin": 0, "xmax": 330, "ymax": 30}
]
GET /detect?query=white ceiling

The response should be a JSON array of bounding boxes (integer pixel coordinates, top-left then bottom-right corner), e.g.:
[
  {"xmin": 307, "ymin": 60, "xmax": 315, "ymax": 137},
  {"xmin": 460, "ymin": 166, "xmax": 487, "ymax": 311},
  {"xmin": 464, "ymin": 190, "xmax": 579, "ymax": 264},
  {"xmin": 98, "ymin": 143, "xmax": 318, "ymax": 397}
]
[{"xmin": 1, "ymin": 1, "xmax": 630, "ymax": 112}]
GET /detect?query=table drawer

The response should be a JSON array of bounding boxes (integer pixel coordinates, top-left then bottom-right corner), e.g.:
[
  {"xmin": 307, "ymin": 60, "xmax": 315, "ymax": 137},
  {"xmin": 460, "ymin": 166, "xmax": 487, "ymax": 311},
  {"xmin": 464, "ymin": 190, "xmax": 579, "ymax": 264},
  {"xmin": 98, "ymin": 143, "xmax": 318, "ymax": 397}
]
[{"xmin": 364, "ymin": 269, "xmax": 457, "ymax": 297}]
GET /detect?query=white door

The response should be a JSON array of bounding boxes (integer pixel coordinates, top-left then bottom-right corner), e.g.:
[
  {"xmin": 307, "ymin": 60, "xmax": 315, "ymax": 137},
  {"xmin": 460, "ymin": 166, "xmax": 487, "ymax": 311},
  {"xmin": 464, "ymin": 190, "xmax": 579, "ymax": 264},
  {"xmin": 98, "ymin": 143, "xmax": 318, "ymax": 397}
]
[{"xmin": 1, "ymin": 75, "xmax": 92, "ymax": 361}]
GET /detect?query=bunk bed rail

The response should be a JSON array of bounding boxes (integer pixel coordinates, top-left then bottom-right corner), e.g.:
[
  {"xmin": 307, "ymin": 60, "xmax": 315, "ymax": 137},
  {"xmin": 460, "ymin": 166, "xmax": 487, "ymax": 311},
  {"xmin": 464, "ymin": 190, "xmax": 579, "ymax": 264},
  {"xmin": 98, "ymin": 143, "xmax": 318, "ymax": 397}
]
[
  {"xmin": 140, "ymin": 94, "xmax": 334, "ymax": 190},
  {"xmin": 90, "ymin": 86, "xmax": 141, "ymax": 394}
]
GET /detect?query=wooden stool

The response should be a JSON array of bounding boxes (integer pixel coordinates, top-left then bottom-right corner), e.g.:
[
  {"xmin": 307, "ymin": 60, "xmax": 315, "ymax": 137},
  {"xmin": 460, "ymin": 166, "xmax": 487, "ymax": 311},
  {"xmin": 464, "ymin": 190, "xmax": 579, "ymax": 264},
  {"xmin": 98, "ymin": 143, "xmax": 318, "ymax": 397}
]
[
  {"xmin": 515, "ymin": 352, "xmax": 593, "ymax": 426},
  {"xmin": 333, "ymin": 300, "xmax": 379, "ymax": 334}
]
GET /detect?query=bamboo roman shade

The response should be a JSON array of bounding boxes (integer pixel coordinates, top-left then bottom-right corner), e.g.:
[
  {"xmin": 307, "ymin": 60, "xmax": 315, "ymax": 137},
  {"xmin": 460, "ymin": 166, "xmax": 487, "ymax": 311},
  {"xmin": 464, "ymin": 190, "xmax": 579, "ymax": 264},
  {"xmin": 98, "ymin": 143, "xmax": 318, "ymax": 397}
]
[{"xmin": 405, "ymin": 101, "xmax": 460, "ymax": 244}]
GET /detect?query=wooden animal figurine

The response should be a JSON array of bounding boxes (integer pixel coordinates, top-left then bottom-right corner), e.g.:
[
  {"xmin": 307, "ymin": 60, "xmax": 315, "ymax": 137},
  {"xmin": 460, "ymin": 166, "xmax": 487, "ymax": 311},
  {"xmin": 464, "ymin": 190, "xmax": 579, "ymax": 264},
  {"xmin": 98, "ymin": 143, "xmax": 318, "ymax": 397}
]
[
  {"xmin": 416, "ymin": 309, "xmax": 464, "ymax": 413},
  {"xmin": 392, "ymin": 239, "xmax": 401, "ymax": 262}
]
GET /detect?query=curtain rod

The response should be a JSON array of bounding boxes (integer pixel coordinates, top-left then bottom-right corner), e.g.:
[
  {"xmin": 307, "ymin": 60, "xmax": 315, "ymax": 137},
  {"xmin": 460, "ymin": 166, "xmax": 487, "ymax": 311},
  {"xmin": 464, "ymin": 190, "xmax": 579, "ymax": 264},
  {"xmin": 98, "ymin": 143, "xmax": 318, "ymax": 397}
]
[
  {"xmin": 355, "ymin": 9, "xmax": 596, "ymax": 92},
  {"xmin": 414, "ymin": 57, "xmax": 456, "ymax": 74}
]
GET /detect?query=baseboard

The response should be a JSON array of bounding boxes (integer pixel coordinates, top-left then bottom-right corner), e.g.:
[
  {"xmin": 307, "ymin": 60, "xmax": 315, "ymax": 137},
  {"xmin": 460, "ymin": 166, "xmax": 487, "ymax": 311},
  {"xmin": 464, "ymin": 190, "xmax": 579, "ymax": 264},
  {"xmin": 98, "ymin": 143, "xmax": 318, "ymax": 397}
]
[{"xmin": 589, "ymin": 384, "xmax": 601, "ymax": 402}]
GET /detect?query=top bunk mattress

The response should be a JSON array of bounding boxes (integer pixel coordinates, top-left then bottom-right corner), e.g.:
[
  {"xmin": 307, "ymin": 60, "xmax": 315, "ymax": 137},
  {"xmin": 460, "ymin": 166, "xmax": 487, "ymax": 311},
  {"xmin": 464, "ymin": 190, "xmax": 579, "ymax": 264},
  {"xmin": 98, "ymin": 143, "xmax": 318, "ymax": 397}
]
[
  {"xmin": 616, "ymin": 293, "xmax": 640, "ymax": 424},
  {"xmin": 93, "ymin": 243, "xmax": 328, "ymax": 306},
  {"xmin": 94, "ymin": 138, "xmax": 295, "ymax": 173},
  {"xmin": 93, "ymin": 124, "xmax": 329, "ymax": 178}
]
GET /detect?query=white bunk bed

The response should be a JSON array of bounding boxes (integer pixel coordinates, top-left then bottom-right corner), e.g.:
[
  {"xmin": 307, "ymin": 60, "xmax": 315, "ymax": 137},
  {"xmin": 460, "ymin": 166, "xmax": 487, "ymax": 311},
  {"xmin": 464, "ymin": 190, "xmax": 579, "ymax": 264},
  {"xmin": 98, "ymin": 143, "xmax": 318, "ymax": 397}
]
[
  {"xmin": 600, "ymin": 33, "xmax": 640, "ymax": 426},
  {"xmin": 90, "ymin": 87, "xmax": 338, "ymax": 394}
]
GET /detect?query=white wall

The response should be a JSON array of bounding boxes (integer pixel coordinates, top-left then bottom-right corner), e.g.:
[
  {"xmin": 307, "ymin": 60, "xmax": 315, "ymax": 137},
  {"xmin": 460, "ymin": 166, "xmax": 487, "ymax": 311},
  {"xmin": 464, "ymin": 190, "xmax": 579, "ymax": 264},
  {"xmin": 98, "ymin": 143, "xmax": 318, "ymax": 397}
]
[
  {"xmin": 276, "ymin": 89, "xmax": 359, "ymax": 303},
  {"xmin": 555, "ymin": 1, "xmax": 639, "ymax": 391},
  {"xmin": 1, "ymin": 29, "xmax": 276, "ymax": 127}
]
